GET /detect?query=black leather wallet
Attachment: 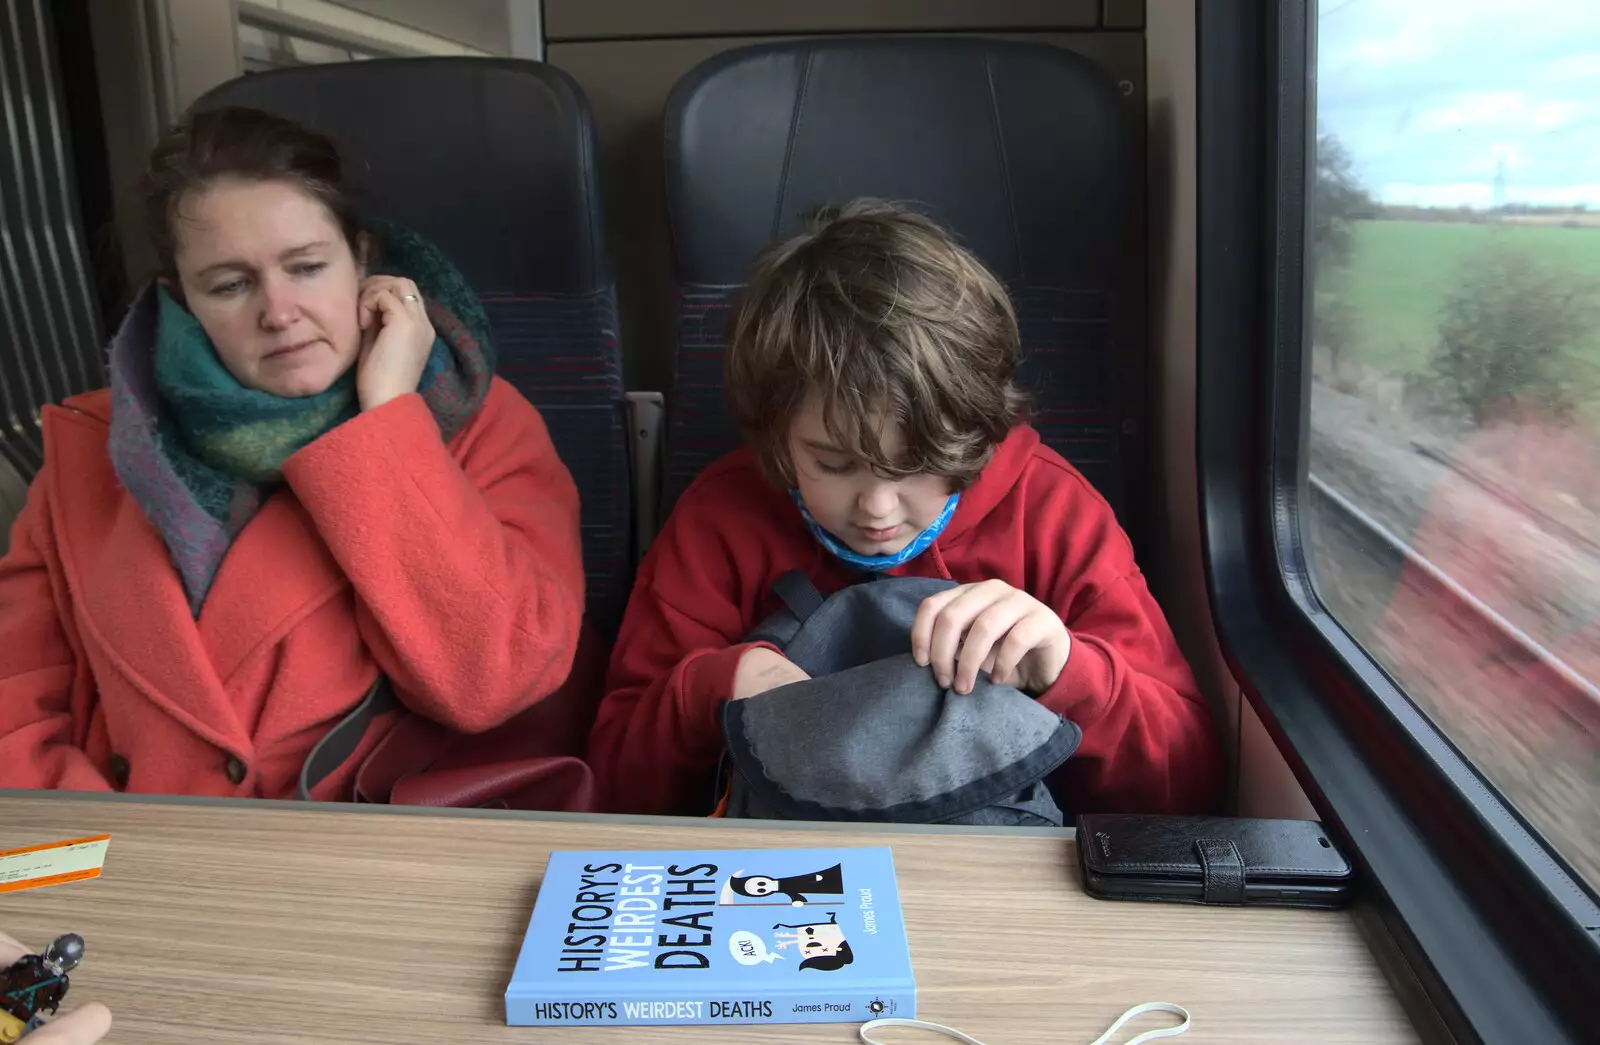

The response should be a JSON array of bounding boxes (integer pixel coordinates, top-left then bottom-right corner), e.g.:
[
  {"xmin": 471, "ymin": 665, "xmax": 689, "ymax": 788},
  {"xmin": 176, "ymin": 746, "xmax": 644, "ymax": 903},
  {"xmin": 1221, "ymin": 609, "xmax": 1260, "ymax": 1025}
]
[{"xmin": 1075, "ymin": 814, "xmax": 1354, "ymax": 908}]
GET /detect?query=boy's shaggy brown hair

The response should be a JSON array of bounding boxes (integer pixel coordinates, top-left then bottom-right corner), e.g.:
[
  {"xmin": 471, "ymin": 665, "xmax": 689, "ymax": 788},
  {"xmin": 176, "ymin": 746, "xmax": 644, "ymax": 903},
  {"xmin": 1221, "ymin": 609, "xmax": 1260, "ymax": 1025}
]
[{"xmin": 725, "ymin": 199, "xmax": 1026, "ymax": 488}]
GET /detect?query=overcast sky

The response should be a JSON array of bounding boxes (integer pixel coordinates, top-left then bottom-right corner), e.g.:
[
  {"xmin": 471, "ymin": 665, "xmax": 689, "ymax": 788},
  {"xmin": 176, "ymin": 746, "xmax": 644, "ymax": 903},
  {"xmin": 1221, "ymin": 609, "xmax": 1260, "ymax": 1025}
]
[{"xmin": 1317, "ymin": 0, "xmax": 1600, "ymax": 207}]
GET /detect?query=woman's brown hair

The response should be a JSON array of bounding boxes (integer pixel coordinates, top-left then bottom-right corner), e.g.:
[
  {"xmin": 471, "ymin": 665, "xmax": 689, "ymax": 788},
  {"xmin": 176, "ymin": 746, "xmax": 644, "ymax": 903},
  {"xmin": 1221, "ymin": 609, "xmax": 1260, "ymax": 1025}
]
[
  {"xmin": 725, "ymin": 199, "xmax": 1026, "ymax": 489},
  {"xmin": 136, "ymin": 106, "xmax": 366, "ymax": 286}
]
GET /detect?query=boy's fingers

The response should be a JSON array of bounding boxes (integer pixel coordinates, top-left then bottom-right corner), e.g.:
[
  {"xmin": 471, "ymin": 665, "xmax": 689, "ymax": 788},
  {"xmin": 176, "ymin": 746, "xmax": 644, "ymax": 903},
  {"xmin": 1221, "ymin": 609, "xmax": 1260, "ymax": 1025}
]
[
  {"xmin": 0, "ymin": 932, "xmax": 25, "ymax": 965},
  {"xmin": 911, "ymin": 586, "xmax": 964, "ymax": 665},
  {"xmin": 990, "ymin": 611, "xmax": 1053, "ymax": 687},
  {"xmin": 954, "ymin": 594, "xmax": 1032, "ymax": 693},
  {"xmin": 928, "ymin": 593, "xmax": 981, "ymax": 687},
  {"xmin": 952, "ymin": 603, "xmax": 1011, "ymax": 693},
  {"xmin": 929, "ymin": 585, "xmax": 1006, "ymax": 689}
]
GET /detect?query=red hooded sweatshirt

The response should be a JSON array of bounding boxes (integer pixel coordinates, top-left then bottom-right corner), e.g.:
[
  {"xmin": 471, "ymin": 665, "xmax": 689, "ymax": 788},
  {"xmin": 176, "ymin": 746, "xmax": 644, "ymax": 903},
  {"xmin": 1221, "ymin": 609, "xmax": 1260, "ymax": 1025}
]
[{"xmin": 590, "ymin": 425, "xmax": 1221, "ymax": 816}]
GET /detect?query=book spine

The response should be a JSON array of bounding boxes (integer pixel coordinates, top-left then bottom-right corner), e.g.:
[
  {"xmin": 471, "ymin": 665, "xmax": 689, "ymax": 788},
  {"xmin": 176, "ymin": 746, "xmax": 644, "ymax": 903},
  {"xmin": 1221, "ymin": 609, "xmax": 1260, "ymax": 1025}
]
[{"xmin": 506, "ymin": 981, "xmax": 917, "ymax": 1027}]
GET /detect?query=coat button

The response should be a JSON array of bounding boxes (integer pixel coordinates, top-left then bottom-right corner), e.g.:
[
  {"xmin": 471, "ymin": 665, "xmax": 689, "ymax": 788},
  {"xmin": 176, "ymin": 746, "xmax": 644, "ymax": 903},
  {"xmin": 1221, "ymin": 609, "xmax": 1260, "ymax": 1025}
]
[
  {"xmin": 108, "ymin": 754, "xmax": 130, "ymax": 789},
  {"xmin": 225, "ymin": 756, "xmax": 247, "ymax": 785}
]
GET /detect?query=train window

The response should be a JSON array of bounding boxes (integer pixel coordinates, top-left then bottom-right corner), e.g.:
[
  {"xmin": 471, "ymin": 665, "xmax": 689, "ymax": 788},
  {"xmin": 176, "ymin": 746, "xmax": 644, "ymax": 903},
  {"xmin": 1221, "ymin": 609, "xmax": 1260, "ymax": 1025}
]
[
  {"xmin": 238, "ymin": 21, "xmax": 384, "ymax": 73},
  {"xmin": 1305, "ymin": 2, "xmax": 1600, "ymax": 890}
]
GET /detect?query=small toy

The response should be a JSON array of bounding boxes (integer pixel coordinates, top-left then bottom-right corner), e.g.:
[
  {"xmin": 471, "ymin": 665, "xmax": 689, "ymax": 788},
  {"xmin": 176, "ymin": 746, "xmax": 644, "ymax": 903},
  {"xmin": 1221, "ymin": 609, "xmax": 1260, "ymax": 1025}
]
[{"xmin": 0, "ymin": 935, "xmax": 84, "ymax": 1043}]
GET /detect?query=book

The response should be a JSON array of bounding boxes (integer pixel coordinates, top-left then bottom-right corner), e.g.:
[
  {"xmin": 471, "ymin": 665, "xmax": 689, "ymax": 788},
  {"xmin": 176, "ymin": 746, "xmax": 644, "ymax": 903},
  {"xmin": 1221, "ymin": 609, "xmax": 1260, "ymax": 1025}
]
[{"xmin": 504, "ymin": 846, "xmax": 916, "ymax": 1026}]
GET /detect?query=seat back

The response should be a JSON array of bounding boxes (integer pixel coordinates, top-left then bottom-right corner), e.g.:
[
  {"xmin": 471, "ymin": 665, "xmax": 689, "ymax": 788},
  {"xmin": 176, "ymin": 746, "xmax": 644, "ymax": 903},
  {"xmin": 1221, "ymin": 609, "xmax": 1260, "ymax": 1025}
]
[
  {"xmin": 198, "ymin": 58, "xmax": 632, "ymax": 634},
  {"xmin": 661, "ymin": 38, "xmax": 1138, "ymax": 534}
]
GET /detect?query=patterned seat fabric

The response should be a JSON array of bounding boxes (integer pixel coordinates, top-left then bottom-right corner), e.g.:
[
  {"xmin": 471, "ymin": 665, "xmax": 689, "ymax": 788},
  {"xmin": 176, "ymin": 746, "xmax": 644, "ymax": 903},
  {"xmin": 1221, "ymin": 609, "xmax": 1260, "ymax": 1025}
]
[{"xmin": 481, "ymin": 289, "xmax": 629, "ymax": 633}]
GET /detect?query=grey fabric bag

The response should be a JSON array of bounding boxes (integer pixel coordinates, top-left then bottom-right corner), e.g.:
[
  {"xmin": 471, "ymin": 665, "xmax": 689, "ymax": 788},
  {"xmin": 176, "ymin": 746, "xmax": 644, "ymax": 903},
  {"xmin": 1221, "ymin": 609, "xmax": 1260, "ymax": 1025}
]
[{"xmin": 720, "ymin": 572, "xmax": 1081, "ymax": 825}]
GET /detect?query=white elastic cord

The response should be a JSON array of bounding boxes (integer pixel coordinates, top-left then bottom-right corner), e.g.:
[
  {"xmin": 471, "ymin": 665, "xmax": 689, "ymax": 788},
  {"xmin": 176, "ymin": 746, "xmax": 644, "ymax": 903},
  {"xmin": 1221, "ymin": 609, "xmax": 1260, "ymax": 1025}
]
[{"xmin": 859, "ymin": 1001, "xmax": 1191, "ymax": 1045}]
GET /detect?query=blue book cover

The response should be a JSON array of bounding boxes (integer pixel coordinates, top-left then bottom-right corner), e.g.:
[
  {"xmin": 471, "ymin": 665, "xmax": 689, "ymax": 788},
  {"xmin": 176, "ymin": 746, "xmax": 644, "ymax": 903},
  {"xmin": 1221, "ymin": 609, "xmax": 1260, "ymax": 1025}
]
[{"xmin": 505, "ymin": 846, "xmax": 916, "ymax": 1026}]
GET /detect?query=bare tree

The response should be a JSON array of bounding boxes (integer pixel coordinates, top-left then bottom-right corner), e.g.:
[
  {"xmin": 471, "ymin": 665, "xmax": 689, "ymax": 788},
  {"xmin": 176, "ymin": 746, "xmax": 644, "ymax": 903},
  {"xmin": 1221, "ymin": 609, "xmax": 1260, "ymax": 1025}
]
[
  {"xmin": 1309, "ymin": 135, "xmax": 1375, "ymax": 379},
  {"xmin": 1312, "ymin": 134, "xmax": 1377, "ymax": 272},
  {"xmin": 1428, "ymin": 242, "xmax": 1598, "ymax": 425}
]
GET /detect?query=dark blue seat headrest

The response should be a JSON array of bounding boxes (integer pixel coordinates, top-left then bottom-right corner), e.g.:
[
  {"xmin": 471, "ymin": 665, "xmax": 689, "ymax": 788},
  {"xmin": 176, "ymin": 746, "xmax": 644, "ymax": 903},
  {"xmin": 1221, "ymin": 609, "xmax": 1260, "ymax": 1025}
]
[
  {"xmin": 198, "ymin": 58, "xmax": 609, "ymax": 295},
  {"xmin": 665, "ymin": 37, "xmax": 1123, "ymax": 287},
  {"xmin": 661, "ymin": 38, "xmax": 1134, "ymax": 526}
]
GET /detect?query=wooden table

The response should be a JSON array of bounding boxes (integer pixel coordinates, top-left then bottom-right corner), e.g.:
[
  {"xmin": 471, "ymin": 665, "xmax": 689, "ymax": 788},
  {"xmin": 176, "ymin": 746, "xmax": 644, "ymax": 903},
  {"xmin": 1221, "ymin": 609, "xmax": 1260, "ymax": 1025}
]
[{"xmin": 0, "ymin": 793, "xmax": 1417, "ymax": 1044}]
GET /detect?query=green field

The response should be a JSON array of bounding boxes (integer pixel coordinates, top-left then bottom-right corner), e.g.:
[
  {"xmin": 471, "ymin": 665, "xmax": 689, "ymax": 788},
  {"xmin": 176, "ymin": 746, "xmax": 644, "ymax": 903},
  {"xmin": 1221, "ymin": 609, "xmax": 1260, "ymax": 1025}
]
[{"xmin": 1317, "ymin": 219, "xmax": 1600, "ymax": 378}]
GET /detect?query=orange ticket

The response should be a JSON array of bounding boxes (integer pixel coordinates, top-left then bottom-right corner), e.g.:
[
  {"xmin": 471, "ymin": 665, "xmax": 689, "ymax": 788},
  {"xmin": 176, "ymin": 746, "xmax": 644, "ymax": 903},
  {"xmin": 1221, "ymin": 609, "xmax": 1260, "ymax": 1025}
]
[{"xmin": 0, "ymin": 835, "xmax": 111, "ymax": 893}]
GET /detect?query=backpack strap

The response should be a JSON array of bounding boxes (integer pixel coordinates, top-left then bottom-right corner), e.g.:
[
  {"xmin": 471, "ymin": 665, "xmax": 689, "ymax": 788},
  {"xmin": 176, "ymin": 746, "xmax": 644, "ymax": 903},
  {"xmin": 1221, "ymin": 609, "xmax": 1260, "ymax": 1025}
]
[
  {"xmin": 771, "ymin": 570, "xmax": 825, "ymax": 622},
  {"xmin": 744, "ymin": 570, "xmax": 826, "ymax": 651}
]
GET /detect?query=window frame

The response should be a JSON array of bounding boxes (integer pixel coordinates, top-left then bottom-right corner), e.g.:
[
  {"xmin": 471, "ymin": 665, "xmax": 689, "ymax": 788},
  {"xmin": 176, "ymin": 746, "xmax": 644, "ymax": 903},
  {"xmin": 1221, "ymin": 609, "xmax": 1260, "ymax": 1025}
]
[{"xmin": 1195, "ymin": 2, "xmax": 1600, "ymax": 1042}]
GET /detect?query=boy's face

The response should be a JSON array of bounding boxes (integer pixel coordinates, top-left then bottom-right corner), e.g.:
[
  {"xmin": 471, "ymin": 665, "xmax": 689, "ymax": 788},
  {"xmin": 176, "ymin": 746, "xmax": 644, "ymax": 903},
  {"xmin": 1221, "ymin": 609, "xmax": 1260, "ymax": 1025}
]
[{"xmin": 788, "ymin": 394, "xmax": 953, "ymax": 557}]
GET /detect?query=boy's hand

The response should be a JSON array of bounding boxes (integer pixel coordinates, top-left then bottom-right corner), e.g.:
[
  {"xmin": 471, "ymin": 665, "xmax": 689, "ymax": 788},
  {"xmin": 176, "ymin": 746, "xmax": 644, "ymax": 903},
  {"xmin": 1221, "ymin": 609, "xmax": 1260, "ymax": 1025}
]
[
  {"xmin": 911, "ymin": 580, "xmax": 1071, "ymax": 696},
  {"xmin": 731, "ymin": 648, "xmax": 811, "ymax": 700}
]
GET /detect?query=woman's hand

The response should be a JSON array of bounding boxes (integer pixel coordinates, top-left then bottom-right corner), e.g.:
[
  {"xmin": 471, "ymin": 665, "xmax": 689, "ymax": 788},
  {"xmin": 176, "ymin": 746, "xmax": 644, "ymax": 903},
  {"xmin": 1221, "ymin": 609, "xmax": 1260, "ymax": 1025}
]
[
  {"xmin": 0, "ymin": 933, "xmax": 111, "ymax": 1044},
  {"xmin": 356, "ymin": 275, "xmax": 436, "ymax": 412},
  {"xmin": 911, "ymin": 580, "xmax": 1072, "ymax": 696},
  {"xmin": 731, "ymin": 648, "xmax": 811, "ymax": 701}
]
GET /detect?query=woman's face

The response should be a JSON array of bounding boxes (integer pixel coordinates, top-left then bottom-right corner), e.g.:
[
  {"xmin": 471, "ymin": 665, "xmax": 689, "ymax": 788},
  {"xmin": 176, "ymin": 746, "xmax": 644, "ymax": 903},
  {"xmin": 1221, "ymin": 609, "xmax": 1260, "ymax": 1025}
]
[{"xmin": 171, "ymin": 177, "xmax": 364, "ymax": 397}]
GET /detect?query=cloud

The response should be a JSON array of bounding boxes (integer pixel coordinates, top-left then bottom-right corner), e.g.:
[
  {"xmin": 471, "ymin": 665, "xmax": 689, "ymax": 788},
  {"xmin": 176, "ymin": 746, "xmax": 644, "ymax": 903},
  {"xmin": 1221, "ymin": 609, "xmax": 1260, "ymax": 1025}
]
[
  {"xmin": 1412, "ymin": 94, "xmax": 1589, "ymax": 135},
  {"xmin": 1318, "ymin": 0, "xmax": 1600, "ymax": 207},
  {"xmin": 1339, "ymin": 22, "xmax": 1440, "ymax": 67}
]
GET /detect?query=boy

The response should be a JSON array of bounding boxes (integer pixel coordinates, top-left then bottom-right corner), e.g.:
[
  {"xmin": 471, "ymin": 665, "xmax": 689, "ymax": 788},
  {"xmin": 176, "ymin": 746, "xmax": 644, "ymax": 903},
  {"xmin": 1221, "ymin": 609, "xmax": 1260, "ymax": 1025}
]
[{"xmin": 590, "ymin": 200, "xmax": 1220, "ymax": 816}]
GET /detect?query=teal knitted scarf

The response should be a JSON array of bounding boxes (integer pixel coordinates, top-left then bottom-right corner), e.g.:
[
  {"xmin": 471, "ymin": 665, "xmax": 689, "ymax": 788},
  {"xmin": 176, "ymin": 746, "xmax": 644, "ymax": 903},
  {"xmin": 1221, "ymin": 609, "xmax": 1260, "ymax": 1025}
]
[
  {"xmin": 108, "ymin": 225, "xmax": 496, "ymax": 615},
  {"xmin": 154, "ymin": 286, "xmax": 359, "ymax": 485}
]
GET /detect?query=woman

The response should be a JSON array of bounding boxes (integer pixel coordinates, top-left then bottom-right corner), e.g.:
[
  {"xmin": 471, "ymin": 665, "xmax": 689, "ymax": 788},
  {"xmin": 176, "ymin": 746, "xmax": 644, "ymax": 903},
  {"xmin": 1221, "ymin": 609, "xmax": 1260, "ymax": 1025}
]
[{"xmin": 0, "ymin": 106, "xmax": 585, "ymax": 799}]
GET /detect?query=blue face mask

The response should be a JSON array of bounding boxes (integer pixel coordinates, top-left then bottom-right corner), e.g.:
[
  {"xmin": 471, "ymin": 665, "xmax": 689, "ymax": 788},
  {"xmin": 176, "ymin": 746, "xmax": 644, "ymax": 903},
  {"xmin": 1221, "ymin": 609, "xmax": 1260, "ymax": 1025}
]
[{"xmin": 790, "ymin": 489, "xmax": 961, "ymax": 572}]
